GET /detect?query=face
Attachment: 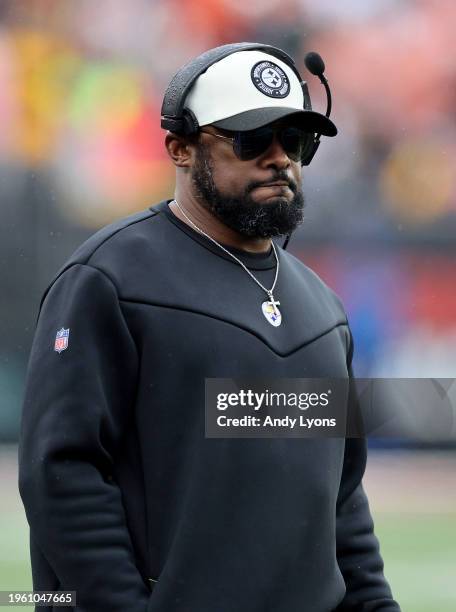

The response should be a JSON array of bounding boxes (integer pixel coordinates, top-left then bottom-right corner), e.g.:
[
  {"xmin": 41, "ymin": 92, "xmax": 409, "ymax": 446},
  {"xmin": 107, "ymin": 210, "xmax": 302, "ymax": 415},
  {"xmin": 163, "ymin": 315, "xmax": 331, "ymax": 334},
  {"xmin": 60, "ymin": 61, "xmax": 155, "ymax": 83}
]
[{"xmin": 190, "ymin": 120, "xmax": 305, "ymax": 238}]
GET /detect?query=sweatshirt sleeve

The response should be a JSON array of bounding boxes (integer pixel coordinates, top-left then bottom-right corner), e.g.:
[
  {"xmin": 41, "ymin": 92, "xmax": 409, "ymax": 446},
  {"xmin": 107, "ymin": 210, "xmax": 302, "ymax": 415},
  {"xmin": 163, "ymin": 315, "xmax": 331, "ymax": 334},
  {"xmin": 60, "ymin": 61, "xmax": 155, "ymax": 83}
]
[
  {"xmin": 18, "ymin": 263, "xmax": 152, "ymax": 612},
  {"xmin": 334, "ymin": 329, "xmax": 400, "ymax": 611},
  {"xmin": 334, "ymin": 438, "xmax": 401, "ymax": 611}
]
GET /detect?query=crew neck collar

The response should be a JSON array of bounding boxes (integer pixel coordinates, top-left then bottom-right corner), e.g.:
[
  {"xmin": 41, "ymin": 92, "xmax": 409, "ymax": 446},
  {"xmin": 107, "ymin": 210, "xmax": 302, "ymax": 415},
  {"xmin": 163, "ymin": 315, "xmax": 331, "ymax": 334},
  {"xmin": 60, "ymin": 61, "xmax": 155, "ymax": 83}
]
[{"xmin": 150, "ymin": 200, "xmax": 278, "ymax": 271}]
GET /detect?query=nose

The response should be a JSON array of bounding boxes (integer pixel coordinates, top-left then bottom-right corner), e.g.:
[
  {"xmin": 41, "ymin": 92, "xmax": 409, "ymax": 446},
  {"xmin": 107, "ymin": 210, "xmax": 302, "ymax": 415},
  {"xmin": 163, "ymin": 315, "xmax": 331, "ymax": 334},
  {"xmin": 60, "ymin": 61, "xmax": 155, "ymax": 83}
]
[{"xmin": 259, "ymin": 133, "xmax": 291, "ymax": 169}]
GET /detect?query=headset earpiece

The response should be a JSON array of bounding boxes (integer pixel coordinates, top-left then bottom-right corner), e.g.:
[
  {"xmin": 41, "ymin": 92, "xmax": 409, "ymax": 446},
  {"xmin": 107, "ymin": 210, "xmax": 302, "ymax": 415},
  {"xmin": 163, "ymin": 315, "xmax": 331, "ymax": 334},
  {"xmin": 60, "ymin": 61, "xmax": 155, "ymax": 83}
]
[
  {"xmin": 161, "ymin": 116, "xmax": 183, "ymax": 133},
  {"xmin": 298, "ymin": 80, "xmax": 320, "ymax": 165},
  {"xmin": 181, "ymin": 108, "xmax": 200, "ymax": 136},
  {"xmin": 301, "ymin": 82, "xmax": 312, "ymax": 111},
  {"xmin": 162, "ymin": 108, "xmax": 199, "ymax": 136}
]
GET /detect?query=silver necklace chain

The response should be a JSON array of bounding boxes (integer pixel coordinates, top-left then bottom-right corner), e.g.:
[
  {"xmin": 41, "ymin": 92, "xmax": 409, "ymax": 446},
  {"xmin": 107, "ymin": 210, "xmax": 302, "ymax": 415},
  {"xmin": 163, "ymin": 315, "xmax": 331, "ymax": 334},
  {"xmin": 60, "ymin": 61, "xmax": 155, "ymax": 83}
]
[{"xmin": 171, "ymin": 199, "xmax": 280, "ymax": 303}]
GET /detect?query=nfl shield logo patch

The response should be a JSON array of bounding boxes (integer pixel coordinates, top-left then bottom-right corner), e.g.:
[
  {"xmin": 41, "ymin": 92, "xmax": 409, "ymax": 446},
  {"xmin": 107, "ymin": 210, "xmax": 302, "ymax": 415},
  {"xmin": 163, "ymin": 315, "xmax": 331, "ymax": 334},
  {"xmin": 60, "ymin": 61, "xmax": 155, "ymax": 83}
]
[{"xmin": 54, "ymin": 328, "xmax": 70, "ymax": 353}]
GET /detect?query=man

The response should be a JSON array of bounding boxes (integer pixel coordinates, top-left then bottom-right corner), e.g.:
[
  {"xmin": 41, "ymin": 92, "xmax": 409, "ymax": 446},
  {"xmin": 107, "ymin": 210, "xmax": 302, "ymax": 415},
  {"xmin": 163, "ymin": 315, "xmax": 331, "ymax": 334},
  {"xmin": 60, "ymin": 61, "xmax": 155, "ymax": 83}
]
[{"xmin": 19, "ymin": 44, "xmax": 400, "ymax": 611}]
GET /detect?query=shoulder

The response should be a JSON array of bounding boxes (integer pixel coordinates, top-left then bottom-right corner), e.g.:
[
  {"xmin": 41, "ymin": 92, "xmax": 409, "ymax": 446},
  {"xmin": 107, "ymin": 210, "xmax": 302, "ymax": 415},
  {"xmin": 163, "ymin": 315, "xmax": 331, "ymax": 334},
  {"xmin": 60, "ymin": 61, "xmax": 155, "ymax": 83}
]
[
  {"xmin": 62, "ymin": 203, "xmax": 168, "ymax": 270},
  {"xmin": 39, "ymin": 202, "xmax": 170, "ymax": 308},
  {"xmin": 279, "ymin": 247, "xmax": 347, "ymax": 321}
]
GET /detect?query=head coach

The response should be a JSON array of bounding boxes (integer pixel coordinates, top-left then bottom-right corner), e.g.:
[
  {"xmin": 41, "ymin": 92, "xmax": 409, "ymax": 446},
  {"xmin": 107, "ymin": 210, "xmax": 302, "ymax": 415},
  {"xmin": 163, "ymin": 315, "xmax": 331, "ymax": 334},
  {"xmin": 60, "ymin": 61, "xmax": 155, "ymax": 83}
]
[{"xmin": 18, "ymin": 43, "xmax": 401, "ymax": 611}]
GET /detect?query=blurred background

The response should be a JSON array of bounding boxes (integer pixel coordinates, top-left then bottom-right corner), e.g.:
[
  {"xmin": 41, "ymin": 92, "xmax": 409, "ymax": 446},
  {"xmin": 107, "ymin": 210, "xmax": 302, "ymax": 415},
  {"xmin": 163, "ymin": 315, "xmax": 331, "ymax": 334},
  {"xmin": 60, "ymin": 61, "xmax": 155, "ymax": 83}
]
[{"xmin": 0, "ymin": 0, "xmax": 455, "ymax": 610}]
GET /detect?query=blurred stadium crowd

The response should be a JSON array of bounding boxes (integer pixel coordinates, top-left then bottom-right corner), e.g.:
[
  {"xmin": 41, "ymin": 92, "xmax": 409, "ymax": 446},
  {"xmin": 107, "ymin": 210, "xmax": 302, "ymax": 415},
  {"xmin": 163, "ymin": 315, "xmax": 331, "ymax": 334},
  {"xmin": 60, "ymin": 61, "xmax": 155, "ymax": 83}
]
[{"xmin": 0, "ymin": 0, "xmax": 455, "ymax": 440}]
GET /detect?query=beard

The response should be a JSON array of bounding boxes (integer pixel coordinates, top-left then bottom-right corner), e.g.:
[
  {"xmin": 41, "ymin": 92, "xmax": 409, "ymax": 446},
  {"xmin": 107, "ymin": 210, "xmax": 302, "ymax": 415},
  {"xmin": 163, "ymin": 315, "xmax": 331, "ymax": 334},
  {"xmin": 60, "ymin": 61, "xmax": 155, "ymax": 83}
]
[{"xmin": 191, "ymin": 142, "xmax": 305, "ymax": 238}]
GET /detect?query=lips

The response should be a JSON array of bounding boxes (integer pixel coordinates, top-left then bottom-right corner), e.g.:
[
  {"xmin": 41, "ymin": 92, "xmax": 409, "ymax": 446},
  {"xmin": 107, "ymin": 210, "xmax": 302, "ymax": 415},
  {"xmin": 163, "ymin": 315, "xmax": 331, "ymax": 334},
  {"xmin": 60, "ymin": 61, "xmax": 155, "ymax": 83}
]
[{"xmin": 260, "ymin": 181, "xmax": 290, "ymax": 188}]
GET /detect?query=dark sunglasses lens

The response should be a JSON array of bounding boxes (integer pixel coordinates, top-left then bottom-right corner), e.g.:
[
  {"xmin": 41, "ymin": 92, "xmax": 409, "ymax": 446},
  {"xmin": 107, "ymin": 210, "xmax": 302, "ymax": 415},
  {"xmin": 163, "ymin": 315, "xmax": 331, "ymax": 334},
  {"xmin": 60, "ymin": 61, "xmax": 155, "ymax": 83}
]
[
  {"xmin": 234, "ymin": 127, "xmax": 274, "ymax": 160},
  {"xmin": 234, "ymin": 126, "xmax": 314, "ymax": 162},
  {"xmin": 280, "ymin": 128, "xmax": 314, "ymax": 162}
]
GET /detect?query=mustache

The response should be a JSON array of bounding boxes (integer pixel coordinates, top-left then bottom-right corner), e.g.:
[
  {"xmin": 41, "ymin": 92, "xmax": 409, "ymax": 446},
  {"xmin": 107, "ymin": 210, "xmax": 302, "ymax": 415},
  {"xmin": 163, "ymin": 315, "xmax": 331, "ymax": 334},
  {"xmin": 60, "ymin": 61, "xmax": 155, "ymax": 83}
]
[{"xmin": 247, "ymin": 173, "xmax": 298, "ymax": 194}]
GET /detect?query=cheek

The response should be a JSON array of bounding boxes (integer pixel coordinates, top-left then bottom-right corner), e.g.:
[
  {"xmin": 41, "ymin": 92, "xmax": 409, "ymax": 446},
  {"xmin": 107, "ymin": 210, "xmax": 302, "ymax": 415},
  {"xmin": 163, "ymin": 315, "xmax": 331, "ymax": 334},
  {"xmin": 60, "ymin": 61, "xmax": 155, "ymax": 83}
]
[
  {"xmin": 291, "ymin": 163, "xmax": 302, "ymax": 186},
  {"xmin": 212, "ymin": 160, "xmax": 249, "ymax": 193}
]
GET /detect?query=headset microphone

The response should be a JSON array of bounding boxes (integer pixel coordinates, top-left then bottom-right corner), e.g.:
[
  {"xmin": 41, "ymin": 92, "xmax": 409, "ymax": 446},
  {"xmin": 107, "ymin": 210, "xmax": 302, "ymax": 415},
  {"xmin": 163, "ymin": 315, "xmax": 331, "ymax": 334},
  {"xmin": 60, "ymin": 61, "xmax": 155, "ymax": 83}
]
[
  {"xmin": 299, "ymin": 51, "xmax": 333, "ymax": 171},
  {"xmin": 304, "ymin": 51, "xmax": 332, "ymax": 118},
  {"xmin": 304, "ymin": 51, "xmax": 325, "ymax": 75},
  {"xmin": 282, "ymin": 52, "xmax": 334, "ymax": 251}
]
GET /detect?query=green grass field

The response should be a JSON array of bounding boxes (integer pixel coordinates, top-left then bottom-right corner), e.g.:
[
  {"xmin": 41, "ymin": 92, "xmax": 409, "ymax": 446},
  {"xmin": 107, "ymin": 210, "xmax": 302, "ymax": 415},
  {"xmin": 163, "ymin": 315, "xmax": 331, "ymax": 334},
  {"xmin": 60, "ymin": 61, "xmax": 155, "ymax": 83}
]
[
  {"xmin": 2, "ymin": 448, "xmax": 455, "ymax": 611},
  {"xmin": 374, "ymin": 513, "xmax": 456, "ymax": 612}
]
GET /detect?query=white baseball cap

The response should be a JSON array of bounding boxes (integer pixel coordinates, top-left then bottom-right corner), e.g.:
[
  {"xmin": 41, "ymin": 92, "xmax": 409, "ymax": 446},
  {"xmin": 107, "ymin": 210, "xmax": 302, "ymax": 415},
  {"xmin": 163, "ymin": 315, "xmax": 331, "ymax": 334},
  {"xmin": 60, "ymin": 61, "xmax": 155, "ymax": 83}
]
[{"xmin": 184, "ymin": 49, "xmax": 337, "ymax": 136}]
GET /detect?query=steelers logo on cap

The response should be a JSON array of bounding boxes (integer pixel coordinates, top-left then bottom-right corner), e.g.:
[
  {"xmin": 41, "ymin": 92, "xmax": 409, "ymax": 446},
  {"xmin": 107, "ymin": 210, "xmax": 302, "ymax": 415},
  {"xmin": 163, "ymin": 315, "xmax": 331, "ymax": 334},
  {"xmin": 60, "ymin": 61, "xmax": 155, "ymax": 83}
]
[{"xmin": 251, "ymin": 61, "xmax": 290, "ymax": 98}]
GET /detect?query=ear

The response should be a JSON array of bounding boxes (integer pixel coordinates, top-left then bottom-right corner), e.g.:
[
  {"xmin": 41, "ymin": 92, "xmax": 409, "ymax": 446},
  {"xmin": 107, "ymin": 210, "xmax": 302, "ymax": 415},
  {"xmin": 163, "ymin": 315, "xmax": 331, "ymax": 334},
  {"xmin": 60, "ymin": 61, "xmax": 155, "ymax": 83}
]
[{"xmin": 165, "ymin": 132, "xmax": 196, "ymax": 168}]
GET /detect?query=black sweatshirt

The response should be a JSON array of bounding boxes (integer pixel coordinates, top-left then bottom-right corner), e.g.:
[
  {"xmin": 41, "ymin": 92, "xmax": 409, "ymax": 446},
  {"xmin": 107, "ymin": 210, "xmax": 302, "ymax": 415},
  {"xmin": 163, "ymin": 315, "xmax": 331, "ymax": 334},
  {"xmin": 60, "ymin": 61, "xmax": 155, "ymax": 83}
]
[{"xmin": 19, "ymin": 200, "xmax": 400, "ymax": 611}]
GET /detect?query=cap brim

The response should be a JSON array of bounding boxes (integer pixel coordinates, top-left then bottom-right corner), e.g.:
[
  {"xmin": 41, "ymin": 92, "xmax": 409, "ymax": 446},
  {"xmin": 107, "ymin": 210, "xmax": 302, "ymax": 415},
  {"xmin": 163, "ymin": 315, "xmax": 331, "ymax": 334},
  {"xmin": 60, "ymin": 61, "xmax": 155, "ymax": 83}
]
[{"xmin": 212, "ymin": 107, "xmax": 337, "ymax": 136}]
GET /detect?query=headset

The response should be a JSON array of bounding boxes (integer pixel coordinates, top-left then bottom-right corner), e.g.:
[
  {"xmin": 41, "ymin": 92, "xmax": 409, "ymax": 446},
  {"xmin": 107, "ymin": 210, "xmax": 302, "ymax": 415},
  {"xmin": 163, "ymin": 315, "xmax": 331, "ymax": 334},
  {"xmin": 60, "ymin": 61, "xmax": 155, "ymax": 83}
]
[
  {"xmin": 161, "ymin": 42, "xmax": 334, "ymax": 249},
  {"xmin": 161, "ymin": 42, "xmax": 334, "ymax": 166}
]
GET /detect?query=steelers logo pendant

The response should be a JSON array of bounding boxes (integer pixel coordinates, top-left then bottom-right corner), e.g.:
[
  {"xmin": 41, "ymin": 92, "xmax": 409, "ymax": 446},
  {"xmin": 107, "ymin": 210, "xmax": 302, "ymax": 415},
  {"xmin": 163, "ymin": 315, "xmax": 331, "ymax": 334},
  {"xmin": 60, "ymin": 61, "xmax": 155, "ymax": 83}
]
[{"xmin": 262, "ymin": 301, "xmax": 282, "ymax": 327}]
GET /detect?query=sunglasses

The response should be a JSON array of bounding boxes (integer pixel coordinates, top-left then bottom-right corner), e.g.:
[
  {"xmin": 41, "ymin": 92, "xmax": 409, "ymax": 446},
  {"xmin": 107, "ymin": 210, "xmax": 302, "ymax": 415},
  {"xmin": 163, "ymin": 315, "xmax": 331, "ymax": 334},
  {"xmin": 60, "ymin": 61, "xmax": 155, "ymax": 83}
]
[{"xmin": 200, "ymin": 125, "xmax": 316, "ymax": 164}]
